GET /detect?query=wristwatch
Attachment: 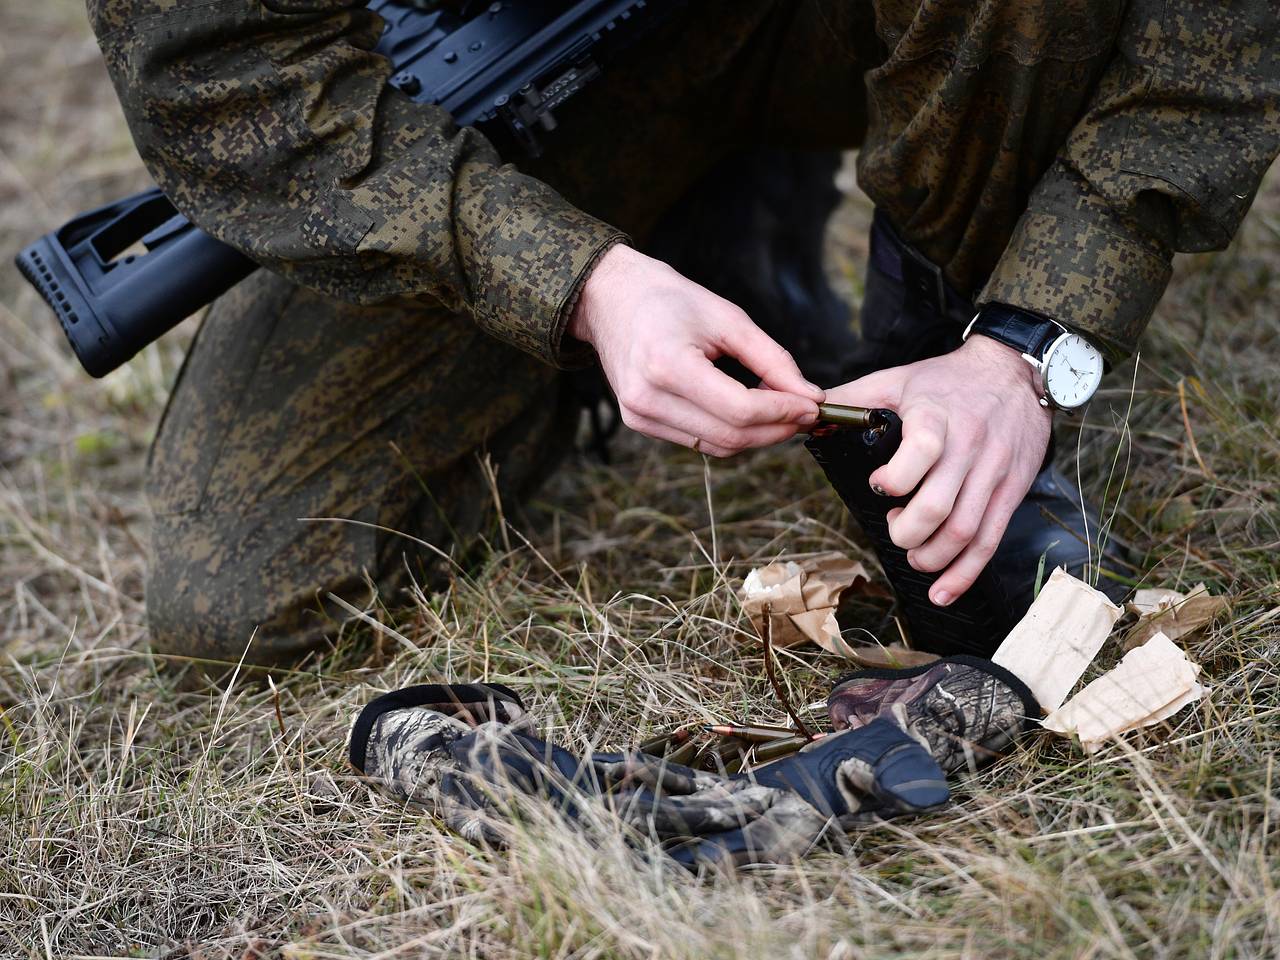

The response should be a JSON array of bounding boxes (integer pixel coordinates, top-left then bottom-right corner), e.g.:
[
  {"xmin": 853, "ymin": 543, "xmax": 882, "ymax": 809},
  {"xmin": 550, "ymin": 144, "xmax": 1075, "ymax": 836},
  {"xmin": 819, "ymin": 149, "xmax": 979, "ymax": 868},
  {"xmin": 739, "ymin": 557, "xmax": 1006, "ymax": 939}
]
[{"xmin": 963, "ymin": 304, "xmax": 1104, "ymax": 412}]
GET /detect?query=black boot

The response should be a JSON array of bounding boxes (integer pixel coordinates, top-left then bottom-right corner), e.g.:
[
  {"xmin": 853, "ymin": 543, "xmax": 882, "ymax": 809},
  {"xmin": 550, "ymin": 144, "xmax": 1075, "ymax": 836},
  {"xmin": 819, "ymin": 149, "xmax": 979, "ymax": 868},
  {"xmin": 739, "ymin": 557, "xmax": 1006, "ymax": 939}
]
[
  {"xmin": 847, "ymin": 212, "xmax": 1131, "ymax": 629},
  {"xmin": 985, "ymin": 454, "xmax": 1131, "ymax": 609}
]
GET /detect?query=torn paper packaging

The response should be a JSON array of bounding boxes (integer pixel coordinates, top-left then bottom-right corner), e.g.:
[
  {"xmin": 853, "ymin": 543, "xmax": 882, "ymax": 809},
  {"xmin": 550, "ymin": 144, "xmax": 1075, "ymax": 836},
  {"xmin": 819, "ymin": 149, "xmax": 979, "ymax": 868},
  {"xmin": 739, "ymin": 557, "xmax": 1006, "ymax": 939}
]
[
  {"xmin": 1123, "ymin": 582, "xmax": 1228, "ymax": 650},
  {"xmin": 741, "ymin": 554, "xmax": 866, "ymax": 652},
  {"xmin": 740, "ymin": 554, "xmax": 937, "ymax": 665},
  {"xmin": 741, "ymin": 560, "xmax": 813, "ymax": 649},
  {"xmin": 990, "ymin": 567, "xmax": 1123, "ymax": 714},
  {"xmin": 1042, "ymin": 632, "xmax": 1205, "ymax": 753}
]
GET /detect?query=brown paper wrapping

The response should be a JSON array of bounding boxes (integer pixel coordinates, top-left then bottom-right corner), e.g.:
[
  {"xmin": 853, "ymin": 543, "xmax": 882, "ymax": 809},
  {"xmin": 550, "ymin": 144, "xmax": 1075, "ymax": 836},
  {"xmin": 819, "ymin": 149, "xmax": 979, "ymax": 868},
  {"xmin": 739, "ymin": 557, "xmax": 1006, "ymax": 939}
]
[
  {"xmin": 1042, "ymin": 631, "xmax": 1205, "ymax": 753},
  {"xmin": 1122, "ymin": 582, "xmax": 1228, "ymax": 650},
  {"xmin": 740, "ymin": 553, "xmax": 937, "ymax": 666},
  {"xmin": 990, "ymin": 567, "xmax": 1123, "ymax": 714}
]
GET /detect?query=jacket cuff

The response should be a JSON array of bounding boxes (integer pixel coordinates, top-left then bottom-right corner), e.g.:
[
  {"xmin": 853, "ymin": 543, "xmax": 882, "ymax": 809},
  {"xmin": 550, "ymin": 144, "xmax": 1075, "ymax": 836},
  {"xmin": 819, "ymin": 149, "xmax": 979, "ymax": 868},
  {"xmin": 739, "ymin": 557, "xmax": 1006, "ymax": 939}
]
[
  {"xmin": 471, "ymin": 196, "xmax": 629, "ymax": 369},
  {"xmin": 977, "ymin": 210, "xmax": 1172, "ymax": 366}
]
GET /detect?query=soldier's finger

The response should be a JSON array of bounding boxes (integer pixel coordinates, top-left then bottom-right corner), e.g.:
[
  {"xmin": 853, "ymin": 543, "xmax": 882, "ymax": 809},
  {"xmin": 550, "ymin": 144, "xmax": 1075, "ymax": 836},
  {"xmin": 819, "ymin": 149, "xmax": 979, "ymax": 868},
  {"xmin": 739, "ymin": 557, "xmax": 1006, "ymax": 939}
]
[
  {"xmin": 871, "ymin": 404, "xmax": 947, "ymax": 502},
  {"xmin": 927, "ymin": 476, "xmax": 1025, "ymax": 606},
  {"xmin": 666, "ymin": 354, "xmax": 818, "ymax": 429},
  {"xmin": 658, "ymin": 389, "xmax": 806, "ymax": 451},
  {"xmin": 822, "ymin": 366, "xmax": 905, "ymax": 411},
  {"xmin": 906, "ymin": 455, "xmax": 1004, "ymax": 572},
  {"xmin": 620, "ymin": 411, "xmax": 736, "ymax": 457},
  {"xmin": 888, "ymin": 444, "xmax": 974, "ymax": 552},
  {"xmin": 622, "ymin": 395, "xmax": 799, "ymax": 456},
  {"xmin": 715, "ymin": 314, "xmax": 825, "ymax": 403}
]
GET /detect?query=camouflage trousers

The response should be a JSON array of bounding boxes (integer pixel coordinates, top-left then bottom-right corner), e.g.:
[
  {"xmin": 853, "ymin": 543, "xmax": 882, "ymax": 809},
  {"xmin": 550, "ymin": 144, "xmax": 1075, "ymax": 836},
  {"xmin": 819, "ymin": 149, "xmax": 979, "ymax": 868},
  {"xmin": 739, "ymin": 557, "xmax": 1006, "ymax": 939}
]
[{"xmin": 145, "ymin": 0, "xmax": 893, "ymax": 668}]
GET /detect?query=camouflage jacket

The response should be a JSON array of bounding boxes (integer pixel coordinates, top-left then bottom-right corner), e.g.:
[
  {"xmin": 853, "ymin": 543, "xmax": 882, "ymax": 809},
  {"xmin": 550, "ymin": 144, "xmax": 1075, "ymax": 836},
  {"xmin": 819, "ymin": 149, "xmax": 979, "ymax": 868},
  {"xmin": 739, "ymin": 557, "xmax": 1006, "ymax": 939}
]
[{"xmin": 89, "ymin": 0, "xmax": 1279, "ymax": 367}]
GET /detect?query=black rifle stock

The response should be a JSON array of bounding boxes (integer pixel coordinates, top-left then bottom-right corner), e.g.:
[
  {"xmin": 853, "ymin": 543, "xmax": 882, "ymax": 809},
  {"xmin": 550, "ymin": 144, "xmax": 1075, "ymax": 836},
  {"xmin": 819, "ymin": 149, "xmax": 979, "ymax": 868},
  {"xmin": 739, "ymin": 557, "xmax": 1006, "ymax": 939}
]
[
  {"xmin": 805, "ymin": 414, "xmax": 1011, "ymax": 657},
  {"xmin": 15, "ymin": 190, "xmax": 257, "ymax": 378},
  {"xmin": 15, "ymin": 0, "xmax": 680, "ymax": 377}
]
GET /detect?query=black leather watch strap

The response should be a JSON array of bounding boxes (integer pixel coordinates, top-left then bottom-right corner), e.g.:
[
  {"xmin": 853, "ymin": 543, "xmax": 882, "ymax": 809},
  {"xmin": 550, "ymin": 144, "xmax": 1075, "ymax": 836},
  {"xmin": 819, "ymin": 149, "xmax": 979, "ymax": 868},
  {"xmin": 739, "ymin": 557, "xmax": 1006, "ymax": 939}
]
[{"xmin": 967, "ymin": 303, "xmax": 1060, "ymax": 359}]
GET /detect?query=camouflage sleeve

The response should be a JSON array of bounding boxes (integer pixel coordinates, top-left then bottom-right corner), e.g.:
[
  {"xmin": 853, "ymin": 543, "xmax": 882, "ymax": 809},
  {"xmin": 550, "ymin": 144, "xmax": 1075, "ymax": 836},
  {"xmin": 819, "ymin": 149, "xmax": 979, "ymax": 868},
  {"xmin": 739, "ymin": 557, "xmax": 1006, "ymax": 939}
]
[
  {"xmin": 86, "ymin": 0, "xmax": 628, "ymax": 367},
  {"xmin": 977, "ymin": 0, "xmax": 1280, "ymax": 364}
]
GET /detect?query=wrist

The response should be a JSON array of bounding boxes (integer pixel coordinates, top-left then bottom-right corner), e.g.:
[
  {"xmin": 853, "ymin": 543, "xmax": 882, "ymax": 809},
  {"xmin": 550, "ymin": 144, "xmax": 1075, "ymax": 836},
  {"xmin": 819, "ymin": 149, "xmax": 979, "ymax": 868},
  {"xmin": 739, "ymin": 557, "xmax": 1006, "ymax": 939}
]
[
  {"xmin": 568, "ymin": 243, "xmax": 642, "ymax": 346},
  {"xmin": 966, "ymin": 303, "xmax": 1105, "ymax": 412},
  {"xmin": 957, "ymin": 334, "xmax": 1044, "ymax": 403}
]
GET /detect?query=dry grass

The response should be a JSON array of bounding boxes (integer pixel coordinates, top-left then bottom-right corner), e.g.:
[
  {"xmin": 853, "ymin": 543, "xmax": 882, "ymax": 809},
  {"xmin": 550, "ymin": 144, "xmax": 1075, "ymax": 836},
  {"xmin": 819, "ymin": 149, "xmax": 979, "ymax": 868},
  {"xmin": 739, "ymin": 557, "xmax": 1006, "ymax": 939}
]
[{"xmin": 3, "ymin": 4, "xmax": 1279, "ymax": 958}]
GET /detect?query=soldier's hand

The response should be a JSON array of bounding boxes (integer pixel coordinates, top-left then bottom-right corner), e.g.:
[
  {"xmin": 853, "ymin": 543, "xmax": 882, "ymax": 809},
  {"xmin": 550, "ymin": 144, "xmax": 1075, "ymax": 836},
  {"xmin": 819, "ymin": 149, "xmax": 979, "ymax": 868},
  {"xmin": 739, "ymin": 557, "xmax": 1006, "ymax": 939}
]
[
  {"xmin": 568, "ymin": 245, "xmax": 824, "ymax": 457},
  {"xmin": 825, "ymin": 337, "xmax": 1052, "ymax": 604}
]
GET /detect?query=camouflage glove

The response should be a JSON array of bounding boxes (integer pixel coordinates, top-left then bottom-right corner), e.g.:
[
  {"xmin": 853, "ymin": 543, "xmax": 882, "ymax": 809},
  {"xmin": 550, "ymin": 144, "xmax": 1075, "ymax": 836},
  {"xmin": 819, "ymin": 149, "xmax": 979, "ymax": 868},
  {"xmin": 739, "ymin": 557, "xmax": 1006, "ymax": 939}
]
[
  {"xmin": 827, "ymin": 654, "xmax": 1041, "ymax": 776},
  {"xmin": 663, "ymin": 718, "xmax": 949, "ymax": 868},
  {"xmin": 349, "ymin": 684, "xmax": 948, "ymax": 868},
  {"xmin": 346, "ymin": 682, "xmax": 657, "ymax": 845}
]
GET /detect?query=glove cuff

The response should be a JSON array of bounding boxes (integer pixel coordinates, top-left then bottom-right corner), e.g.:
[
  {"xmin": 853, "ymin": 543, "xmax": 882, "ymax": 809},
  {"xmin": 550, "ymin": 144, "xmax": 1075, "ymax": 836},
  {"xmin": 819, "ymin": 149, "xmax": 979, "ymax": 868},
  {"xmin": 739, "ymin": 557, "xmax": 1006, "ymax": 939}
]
[
  {"xmin": 348, "ymin": 682, "xmax": 525, "ymax": 773},
  {"xmin": 830, "ymin": 654, "xmax": 1042, "ymax": 728}
]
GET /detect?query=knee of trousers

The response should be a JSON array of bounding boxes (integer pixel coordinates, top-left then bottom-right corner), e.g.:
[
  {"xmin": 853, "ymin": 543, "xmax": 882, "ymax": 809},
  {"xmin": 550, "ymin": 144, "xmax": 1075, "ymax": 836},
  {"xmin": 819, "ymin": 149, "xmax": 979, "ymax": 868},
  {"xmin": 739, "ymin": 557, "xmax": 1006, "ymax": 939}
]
[{"xmin": 144, "ymin": 506, "xmax": 379, "ymax": 671}]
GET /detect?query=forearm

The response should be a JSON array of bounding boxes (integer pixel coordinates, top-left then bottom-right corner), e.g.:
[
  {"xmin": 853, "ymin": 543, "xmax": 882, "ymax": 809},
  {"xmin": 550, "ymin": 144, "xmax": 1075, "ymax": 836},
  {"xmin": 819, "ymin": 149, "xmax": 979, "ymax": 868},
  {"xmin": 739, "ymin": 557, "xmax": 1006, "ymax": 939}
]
[
  {"xmin": 979, "ymin": 0, "xmax": 1280, "ymax": 364},
  {"xmin": 978, "ymin": 163, "xmax": 1175, "ymax": 365},
  {"xmin": 91, "ymin": 0, "xmax": 627, "ymax": 366}
]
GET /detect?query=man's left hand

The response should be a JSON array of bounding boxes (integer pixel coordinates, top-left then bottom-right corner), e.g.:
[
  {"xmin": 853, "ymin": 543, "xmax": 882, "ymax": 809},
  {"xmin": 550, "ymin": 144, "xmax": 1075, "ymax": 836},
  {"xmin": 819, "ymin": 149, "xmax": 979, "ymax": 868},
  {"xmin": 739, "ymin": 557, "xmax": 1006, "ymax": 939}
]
[{"xmin": 825, "ymin": 336, "xmax": 1052, "ymax": 606}]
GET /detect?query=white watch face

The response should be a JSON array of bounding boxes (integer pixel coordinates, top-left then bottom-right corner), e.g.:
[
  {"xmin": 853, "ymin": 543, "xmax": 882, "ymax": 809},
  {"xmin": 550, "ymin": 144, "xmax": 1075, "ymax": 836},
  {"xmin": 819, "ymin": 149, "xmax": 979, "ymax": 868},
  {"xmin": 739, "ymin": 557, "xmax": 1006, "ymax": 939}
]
[{"xmin": 1042, "ymin": 333, "xmax": 1103, "ymax": 409}]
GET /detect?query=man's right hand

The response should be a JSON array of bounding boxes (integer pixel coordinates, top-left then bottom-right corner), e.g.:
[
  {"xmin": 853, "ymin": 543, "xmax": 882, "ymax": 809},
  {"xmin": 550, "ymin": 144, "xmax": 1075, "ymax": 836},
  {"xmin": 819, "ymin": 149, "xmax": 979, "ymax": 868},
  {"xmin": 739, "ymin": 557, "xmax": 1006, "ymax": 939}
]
[{"xmin": 567, "ymin": 245, "xmax": 824, "ymax": 458}]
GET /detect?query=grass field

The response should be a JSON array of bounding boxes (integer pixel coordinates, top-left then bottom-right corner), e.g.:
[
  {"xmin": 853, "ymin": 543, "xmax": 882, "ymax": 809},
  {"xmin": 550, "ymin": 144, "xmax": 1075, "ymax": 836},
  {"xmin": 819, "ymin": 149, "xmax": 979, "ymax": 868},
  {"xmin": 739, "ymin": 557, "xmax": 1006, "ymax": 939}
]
[{"xmin": 2, "ymin": 4, "xmax": 1279, "ymax": 958}]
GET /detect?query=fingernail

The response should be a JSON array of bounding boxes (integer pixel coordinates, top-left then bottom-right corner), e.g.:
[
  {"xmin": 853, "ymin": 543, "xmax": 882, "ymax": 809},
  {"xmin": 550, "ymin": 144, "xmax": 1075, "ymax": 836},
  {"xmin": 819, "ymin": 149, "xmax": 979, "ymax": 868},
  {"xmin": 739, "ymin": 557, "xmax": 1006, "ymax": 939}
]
[
  {"xmin": 799, "ymin": 411, "xmax": 818, "ymax": 425},
  {"xmin": 804, "ymin": 380, "xmax": 824, "ymax": 397},
  {"xmin": 871, "ymin": 482, "xmax": 888, "ymax": 496},
  {"xmin": 932, "ymin": 590, "xmax": 952, "ymax": 607}
]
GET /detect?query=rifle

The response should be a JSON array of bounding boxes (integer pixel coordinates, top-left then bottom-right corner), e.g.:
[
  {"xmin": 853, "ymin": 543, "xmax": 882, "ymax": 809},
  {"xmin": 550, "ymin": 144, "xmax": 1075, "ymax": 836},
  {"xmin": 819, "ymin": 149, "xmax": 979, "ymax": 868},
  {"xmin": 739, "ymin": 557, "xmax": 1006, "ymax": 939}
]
[{"xmin": 14, "ymin": 0, "xmax": 681, "ymax": 377}]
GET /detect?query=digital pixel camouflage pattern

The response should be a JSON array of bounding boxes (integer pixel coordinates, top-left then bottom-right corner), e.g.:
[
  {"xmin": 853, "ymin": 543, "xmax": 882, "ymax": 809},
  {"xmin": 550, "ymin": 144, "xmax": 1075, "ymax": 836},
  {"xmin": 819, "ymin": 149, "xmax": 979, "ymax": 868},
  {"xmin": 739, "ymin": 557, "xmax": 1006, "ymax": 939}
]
[
  {"xmin": 85, "ymin": 0, "xmax": 1280, "ymax": 663},
  {"xmin": 143, "ymin": 269, "xmax": 578, "ymax": 668},
  {"xmin": 90, "ymin": 0, "xmax": 1280, "ymax": 366},
  {"xmin": 827, "ymin": 655, "xmax": 1041, "ymax": 776},
  {"xmin": 350, "ymin": 682, "xmax": 951, "ymax": 868}
]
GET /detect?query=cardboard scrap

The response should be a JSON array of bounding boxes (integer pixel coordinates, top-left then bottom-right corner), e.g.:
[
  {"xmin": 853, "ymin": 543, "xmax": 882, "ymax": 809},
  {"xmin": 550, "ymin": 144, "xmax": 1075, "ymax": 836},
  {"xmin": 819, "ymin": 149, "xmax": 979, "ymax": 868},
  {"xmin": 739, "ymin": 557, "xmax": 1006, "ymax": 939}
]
[
  {"xmin": 991, "ymin": 567, "xmax": 1123, "ymax": 714},
  {"xmin": 1042, "ymin": 632, "xmax": 1205, "ymax": 753},
  {"xmin": 741, "ymin": 553, "xmax": 913, "ymax": 660},
  {"xmin": 1123, "ymin": 582, "xmax": 1228, "ymax": 650}
]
